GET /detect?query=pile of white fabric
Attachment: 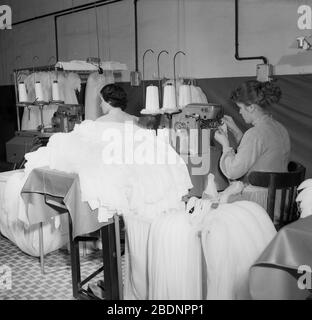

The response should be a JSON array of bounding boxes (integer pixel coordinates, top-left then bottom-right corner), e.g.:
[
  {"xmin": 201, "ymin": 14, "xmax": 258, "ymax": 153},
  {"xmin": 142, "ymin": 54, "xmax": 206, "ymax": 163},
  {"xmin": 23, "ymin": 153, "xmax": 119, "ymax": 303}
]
[
  {"xmin": 24, "ymin": 120, "xmax": 193, "ymax": 224},
  {"xmin": 186, "ymin": 175, "xmax": 277, "ymax": 300},
  {"xmin": 124, "ymin": 174, "xmax": 276, "ymax": 300}
]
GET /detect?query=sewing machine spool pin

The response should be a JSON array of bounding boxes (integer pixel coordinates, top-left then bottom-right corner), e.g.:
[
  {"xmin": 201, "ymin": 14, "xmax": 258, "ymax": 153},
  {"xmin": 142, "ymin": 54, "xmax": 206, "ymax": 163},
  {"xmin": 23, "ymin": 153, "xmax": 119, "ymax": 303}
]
[
  {"xmin": 157, "ymin": 50, "xmax": 169, "ymax": 107},
  {"xmin": 173, "ymin": 51, "xmax": 186, "ymax": 109},
  {"xmin": 142, "ymin": 49, "xmax": 155, "ymax": 109}
]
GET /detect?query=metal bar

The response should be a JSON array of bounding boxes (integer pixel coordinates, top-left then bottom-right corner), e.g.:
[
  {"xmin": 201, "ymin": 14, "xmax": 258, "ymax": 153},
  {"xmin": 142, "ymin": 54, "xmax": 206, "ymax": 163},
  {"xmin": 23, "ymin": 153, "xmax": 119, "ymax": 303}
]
[
  {"xmin": 39, "ymin": 222, "xmax": 45, "ymax": 275},
  {"xmin": 173, "ymin": 51, "xmax": 186, "ymax": 109},
  {"xmin": 134, "ymin": 0, "xmax": 139, "ymax": 72},
  {"xmin": 80, "ymin": 266, "xmax": 104, "ymax": 288},
  {"xmin": 113, "ymin": 215, "xmax": 123, "ymax": 299},
  {"xmin": 142, "ymin": 49, "xmax": 155, "ymax": 109},
  {"xmin": 54, "ymin": 16, "xmax": 59, "ymax": 62},
  {"xmin": 157, "ymin": 50, "xmax": 169, "ymax": 107},
  {"xmin": 108, "ymin": 222, "xmax": 119, "ymax": 300},
  {"xmin": 68, "ymin": 213, "xmax": 80, "ymax": 299},
  {"xmin": 13, "ymin": 71, "xmax": 21, "ymax": 131},
  {"xmin": 55, "ymin": 0, "xmax": 123, "ymax": 18},
  {"xmin": 101, "ymin": 225, "xmax": 112, "ymax": 300},
  {"xmin": 235, "ymin": 0, "xmax": 268, "ymax": 65},
  {"xmin": 12, "ymin": 0, "xmax": 123, "ymax": 26}
]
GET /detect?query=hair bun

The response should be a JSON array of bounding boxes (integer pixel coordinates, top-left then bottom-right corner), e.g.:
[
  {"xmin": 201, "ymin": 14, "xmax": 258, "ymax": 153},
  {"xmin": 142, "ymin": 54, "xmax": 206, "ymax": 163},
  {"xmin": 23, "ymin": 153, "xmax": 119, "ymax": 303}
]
[{"xmin": 258, "ymin": 81, "xmax": 282, "ymax": 106}]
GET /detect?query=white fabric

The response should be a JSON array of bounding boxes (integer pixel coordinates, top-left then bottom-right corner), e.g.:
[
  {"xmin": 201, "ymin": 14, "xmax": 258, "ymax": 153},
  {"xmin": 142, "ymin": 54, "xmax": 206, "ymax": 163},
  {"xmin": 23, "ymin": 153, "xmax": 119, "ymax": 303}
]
[
  {"xmin": 297, "ymin": 178, "xmax": 312, "ymax": 218},
  {"xmin": 148, "ymin": 212, "xmax": 202, "ymax": 300},
  {"xmin": 55, "ymin": 60, "xmax": 127, "ymax": 71},
  {"xmin": 96, "ymin": 108, "xmax": 138, "ymax": 124},
  {"xmin": 123, "ymin": 215, "xmax": 153, "ymax": 300},
  {"xmin": 22, "ymin": 71, "xmax": 81, "ymax": 130},
  {"xmin": 84, "ymin": 71, "xmax": 115, "ymax": 120},
  {"xmin": 0, "ymin": 170, "xmax": 68, "ymax": 257},
  {"xmin": 198, "ymin": 200, "xmax": 276, "ymax": 299},
  {"xmin": 23, "ymin": 120, "xmax": 193, "ymax": 224}
]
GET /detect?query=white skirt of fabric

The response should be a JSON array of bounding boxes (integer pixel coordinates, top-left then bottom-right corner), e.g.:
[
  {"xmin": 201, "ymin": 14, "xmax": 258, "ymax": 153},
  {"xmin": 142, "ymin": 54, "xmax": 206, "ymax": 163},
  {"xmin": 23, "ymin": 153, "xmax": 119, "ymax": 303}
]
[
  {"xmin": 0, "ymin": 170, "xmax": 68, "ymax": 257},
  {"xmin": 200, "ymin": 200, "xmax": 276, "ymax": 300}
]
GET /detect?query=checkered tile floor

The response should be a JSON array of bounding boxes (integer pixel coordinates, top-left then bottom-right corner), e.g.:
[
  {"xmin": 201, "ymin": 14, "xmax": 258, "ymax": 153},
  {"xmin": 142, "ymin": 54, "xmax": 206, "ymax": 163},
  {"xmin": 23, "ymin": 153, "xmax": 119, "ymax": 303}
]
[{"xmin": 0, "ymin": 234, "xmax": 124, "ymax": 300}]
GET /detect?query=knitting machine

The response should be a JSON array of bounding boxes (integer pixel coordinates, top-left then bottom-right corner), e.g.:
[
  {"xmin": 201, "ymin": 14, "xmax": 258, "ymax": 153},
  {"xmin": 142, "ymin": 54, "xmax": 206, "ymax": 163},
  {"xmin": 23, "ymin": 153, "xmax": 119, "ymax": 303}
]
[
  {"xmin": 51, "ymin": 104, "xmax": 83, "ymax": 133},
  {"xmin": 171, "ymin": 103, "xmax": 229, "ymax": 196}
]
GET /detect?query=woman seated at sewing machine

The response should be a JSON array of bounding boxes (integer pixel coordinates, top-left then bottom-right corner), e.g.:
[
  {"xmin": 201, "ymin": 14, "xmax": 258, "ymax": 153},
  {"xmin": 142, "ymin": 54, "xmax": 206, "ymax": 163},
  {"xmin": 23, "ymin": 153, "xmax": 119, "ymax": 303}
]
[
  {"xmin": 214, "ymin": 80, "xmax": 291, "ymax": 213},
  {"xmin": 96, "ymin": 84, "xmax": 138, "ymax": 123}
]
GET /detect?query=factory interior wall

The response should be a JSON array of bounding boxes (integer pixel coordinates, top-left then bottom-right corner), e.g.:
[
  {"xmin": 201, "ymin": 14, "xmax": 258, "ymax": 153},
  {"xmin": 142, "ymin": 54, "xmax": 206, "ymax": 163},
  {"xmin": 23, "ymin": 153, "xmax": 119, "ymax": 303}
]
[
  {"xmin": 0, "ymin": 0, "xmax": 312, "ymax": 84},
  {"xmin": 0, "ymin": 0, "xmax": 311, "ymax": 176}
]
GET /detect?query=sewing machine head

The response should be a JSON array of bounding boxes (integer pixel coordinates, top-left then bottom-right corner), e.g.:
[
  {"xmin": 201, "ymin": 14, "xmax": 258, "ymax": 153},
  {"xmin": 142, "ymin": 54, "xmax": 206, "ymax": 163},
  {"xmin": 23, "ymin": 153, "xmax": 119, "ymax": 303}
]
[
  {"xmin": 177, "ymin": 103, "xmax": 224, "ymax": 129},
  {"xmin": 170, "ymin": 103, "xmax": 228, "ymax": 195},
  {"xmin": 51, "ymin": 104, "xmax": 83, "ymax": 133}
]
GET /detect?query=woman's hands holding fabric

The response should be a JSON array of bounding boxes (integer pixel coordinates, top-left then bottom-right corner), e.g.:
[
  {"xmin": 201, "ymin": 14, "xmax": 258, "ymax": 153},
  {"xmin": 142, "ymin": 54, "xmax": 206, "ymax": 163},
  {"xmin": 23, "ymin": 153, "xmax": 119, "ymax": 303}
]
[
  {"xmin": 214, "ymin": 128, "xmax": 230, "ymax": 151},
  {"xmin": 222, "ymin": 115, "xmax": 243, "ymax": 143},
  {"xmin": 222, "ymin": 115, "xmax": 238, "ymax": 132}
]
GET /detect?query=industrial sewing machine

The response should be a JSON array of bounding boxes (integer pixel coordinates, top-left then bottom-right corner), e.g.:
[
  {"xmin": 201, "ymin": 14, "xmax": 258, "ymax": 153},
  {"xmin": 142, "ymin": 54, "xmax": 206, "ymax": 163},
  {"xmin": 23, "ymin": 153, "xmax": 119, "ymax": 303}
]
[
  {"xmin": 51, "ymin": 104, "xmax": 83, "ymax": 133},
  {"xmin": 5, "ymin": 64, "xmax": 86, "ymax": 167},
  {"xmin": 170, "ymin": 103, "xmax": 229, "ymax": 196}
]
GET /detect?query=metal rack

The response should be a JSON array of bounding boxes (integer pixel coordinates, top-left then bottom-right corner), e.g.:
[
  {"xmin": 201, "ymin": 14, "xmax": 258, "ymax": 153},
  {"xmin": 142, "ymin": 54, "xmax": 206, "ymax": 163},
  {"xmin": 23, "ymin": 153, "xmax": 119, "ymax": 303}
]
[{"xmin": 13, "ymin": 64, "xmax": 91, "ymax": 132}]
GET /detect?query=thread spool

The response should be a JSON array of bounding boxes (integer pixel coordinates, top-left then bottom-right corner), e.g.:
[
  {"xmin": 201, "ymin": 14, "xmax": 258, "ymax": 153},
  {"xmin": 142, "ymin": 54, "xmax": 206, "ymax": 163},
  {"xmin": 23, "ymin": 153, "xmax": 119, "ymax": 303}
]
[
  {"xmin": 35, "ymin": 81, "xmax": 44, "ymax": 101},
  {"xmin": 18, "ymin": 82, "xmax": 28, "ymax": 103},
  {"xmin": 52, "ymin": 80, "xmax": 61, "ymax": 101},
  {"xmin": 179, "ymin": 85, "xmax": 191, "ymax": 109},
  {"xmin": 162, "ymin": 84, "xmax": 177, "ymax": 110},
  {"xmin": 145, "ymin": 85, "xmax": 160, "ymax": 112}
]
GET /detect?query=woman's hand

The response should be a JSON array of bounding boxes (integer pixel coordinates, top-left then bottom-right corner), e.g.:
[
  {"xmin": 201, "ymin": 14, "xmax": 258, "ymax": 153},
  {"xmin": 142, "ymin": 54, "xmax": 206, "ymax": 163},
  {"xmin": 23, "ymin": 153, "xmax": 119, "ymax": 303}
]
[
  {"xmin": 222, "ymin": 115, "xmax": 238, "ymax": 132},
  {"xmin": 214, "ymin": 128, "xmax": 230, "ymax": 150},
  {"xmin": 222, "ymin": 115, "xmax": 243, "ymax": 143}
]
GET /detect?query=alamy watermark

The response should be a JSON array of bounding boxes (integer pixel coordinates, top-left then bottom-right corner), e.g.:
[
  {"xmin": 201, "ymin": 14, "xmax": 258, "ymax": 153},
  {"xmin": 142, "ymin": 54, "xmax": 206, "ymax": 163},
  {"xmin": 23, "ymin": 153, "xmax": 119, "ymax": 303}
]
[
  {"xmin": 0, "ymin": 5, "xmax": 12, "ymax": 30},
  {"xmin": 99, "ymin": 122, "xmax": 210, "ymax": 176},
  {"xmin": 0, "ymin": 265, "xmax": 12, "ymax": 290},
  {"xmin": 298, "ymin": 4, "xmax": 312, "ymax": 30},
  {"xmin": 297, "ymin": 265, "xmax": 312, "ymax": 290}
]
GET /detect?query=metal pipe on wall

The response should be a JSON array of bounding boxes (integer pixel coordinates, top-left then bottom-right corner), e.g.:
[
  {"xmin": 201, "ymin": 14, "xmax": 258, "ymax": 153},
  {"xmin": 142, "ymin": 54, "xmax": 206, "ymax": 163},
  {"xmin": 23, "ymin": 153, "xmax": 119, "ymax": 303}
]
[
  {"xmin": 12, "ymin": 0, "xmax": 123, "ymax": 26},
  {"xmin": 234, "ymin": 0, "xmax": 268, "ymax": 65}
]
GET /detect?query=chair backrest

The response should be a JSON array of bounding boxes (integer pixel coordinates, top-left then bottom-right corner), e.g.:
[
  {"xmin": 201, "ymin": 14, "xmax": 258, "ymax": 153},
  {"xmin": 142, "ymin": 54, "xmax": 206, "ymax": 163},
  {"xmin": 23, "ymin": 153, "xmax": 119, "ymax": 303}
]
[{"xmin": 247, "ymin": 161, "xmax": 306, "ymax": 229}]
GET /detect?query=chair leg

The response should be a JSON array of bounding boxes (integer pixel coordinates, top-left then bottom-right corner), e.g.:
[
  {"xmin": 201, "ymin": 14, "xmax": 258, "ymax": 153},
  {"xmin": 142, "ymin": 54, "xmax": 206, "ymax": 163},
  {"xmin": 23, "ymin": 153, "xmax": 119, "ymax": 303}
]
[{"xmin": 39, "ymin": 222, "xmax": 45, "ymax": 275}]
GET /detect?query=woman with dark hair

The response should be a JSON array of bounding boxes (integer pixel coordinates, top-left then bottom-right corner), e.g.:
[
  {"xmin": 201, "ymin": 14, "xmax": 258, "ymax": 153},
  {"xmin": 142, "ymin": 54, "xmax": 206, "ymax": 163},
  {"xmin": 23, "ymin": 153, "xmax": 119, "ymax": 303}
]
[
  {"xmin": 214, "ymin": 80, "xmax": 291, "ymax": 221},
  {"xmin": 214, "ymin": 80, "xmax": 291, "ymax": 181},
  {"xmin": 96, "ymin": 84, "xmax": 138, "ymax": 123}
]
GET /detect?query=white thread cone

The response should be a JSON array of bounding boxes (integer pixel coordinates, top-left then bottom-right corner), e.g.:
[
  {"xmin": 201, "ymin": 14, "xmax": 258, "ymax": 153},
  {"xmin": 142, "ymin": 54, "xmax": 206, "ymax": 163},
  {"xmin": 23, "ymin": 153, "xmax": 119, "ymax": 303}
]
[
  {"xmin": 179, "ymin": 85, "xmax": 191, "ymax": 109},
  {"xmin": 35, "ymin": 81, "xmax": 44, "ymax": 101},
  {"xmin": 145, "ymin": 85, "xmax": 159, "ymax": 112},
  {"xmin": 52, "ymin": 81, "xmax": 61, "ymax": 101},
  {"xmin": 162, "ymin": 85, "xmax": 177, "ymax": 110},
  {"xmin": 18, "ymin": 82, "xmax": 28, "ymax": 102}
]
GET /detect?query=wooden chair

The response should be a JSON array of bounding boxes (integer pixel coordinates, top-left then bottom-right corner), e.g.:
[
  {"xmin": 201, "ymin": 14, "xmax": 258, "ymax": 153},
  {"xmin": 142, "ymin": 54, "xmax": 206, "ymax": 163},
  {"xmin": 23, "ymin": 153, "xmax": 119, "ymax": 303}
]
[{"xmin": 247, "ymin": 161, "xmax": 306, "ymax": 230}]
